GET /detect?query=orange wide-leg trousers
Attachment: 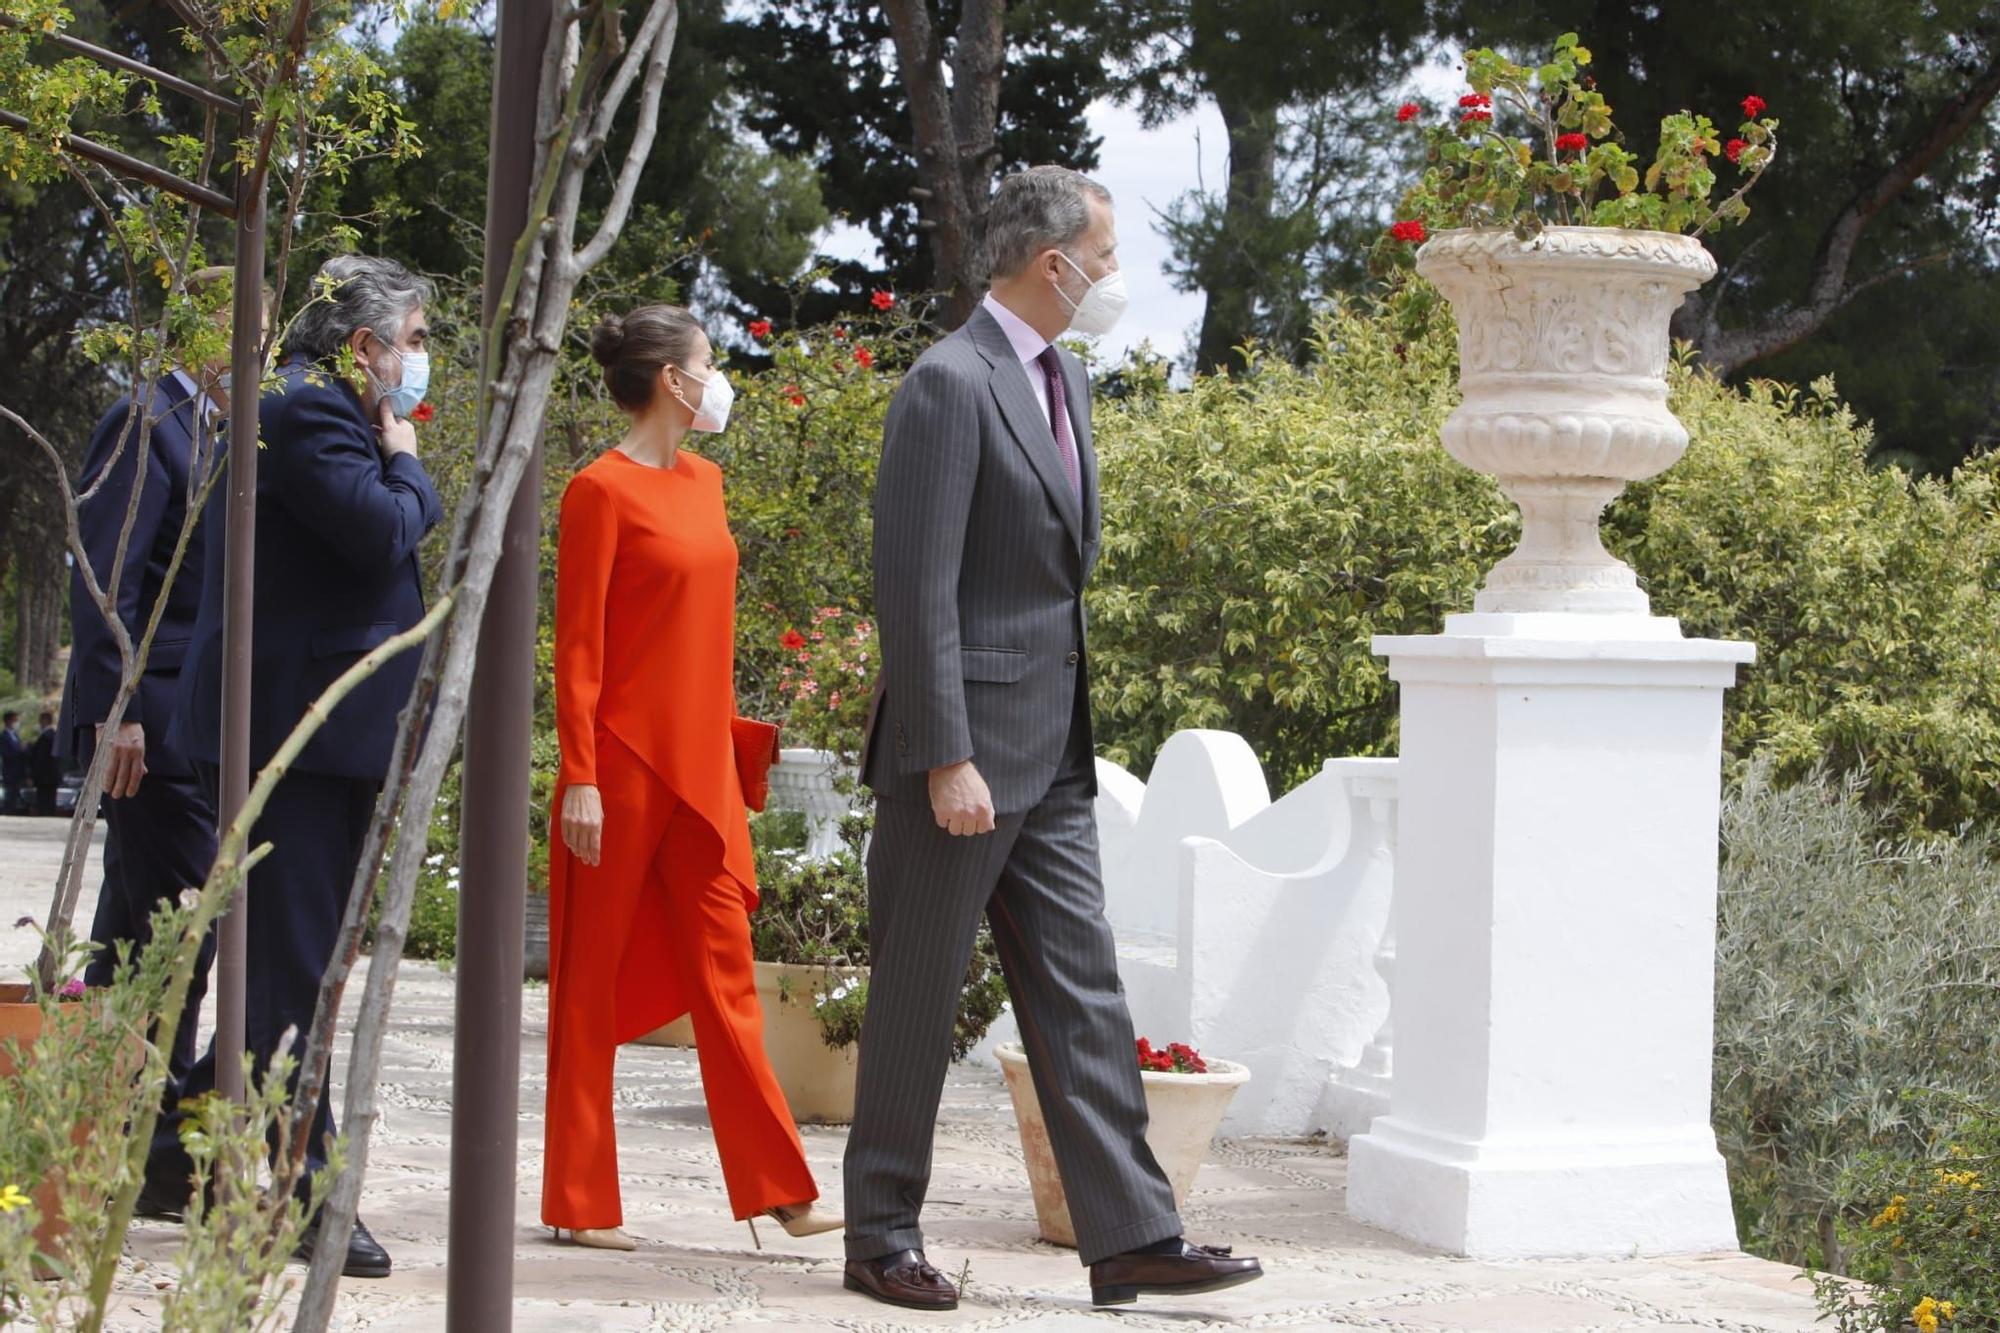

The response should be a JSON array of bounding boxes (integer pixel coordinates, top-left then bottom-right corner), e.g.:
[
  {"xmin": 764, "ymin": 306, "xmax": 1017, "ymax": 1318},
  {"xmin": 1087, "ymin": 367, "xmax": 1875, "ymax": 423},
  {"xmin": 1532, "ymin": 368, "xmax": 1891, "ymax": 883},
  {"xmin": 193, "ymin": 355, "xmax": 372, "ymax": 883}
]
[{"xmin": 541, "ymin": 732, "xmax": 817, "ymax": 1228}]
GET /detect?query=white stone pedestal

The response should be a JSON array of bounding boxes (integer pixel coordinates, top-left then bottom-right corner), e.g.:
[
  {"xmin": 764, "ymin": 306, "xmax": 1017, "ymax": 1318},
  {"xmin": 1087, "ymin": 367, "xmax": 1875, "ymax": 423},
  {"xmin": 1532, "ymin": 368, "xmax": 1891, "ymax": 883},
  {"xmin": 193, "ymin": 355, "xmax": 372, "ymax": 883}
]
[{"xmin": 1345, "ymin": 616, "xmax": 1753, "ymax": 1258}]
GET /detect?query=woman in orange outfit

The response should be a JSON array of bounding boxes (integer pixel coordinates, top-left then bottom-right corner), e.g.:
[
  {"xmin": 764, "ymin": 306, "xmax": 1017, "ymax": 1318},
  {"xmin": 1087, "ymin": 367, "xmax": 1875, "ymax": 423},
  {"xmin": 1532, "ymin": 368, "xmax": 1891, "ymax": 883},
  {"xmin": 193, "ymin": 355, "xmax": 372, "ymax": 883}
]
[{"xmin": 543, "ymin": 303, "xmax": 839, "ymax": 1251}]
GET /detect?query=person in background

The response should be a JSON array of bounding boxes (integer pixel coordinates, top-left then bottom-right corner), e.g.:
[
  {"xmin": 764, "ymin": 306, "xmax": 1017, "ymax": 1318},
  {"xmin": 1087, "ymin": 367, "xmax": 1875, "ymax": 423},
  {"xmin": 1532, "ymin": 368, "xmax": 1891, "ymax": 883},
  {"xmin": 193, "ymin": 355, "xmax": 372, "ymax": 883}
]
[
  {"xmin": 162, "ymin": 254, "xmax": 443, "ymax": 1280},
  {"xmin": 28, "ymin": 712, "xmax": 59, "ymax": 816},
  {"xmin": 58, "ymin": 265, "xmax": 246, "ymax": 1136},
  {"xmin": 0, "ymin": 712, "xmax": 26, "ymax": 815}
]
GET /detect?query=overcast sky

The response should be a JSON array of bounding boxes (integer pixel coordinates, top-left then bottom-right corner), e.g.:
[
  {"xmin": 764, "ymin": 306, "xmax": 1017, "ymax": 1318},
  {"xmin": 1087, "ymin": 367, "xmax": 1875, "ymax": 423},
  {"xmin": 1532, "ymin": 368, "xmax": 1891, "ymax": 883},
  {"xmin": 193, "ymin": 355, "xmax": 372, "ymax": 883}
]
[{"xmin": 809, "ymin": 55, "xmax": 1465, "ymax": 371}]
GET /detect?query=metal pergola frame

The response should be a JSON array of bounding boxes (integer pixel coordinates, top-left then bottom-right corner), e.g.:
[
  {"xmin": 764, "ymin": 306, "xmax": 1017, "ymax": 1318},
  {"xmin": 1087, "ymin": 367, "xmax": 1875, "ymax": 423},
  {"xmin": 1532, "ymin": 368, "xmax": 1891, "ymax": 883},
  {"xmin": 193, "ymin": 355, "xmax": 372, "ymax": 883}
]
[{"xmin": 18, "ymin": 6, "xmax": 546, "ymax": 1327}]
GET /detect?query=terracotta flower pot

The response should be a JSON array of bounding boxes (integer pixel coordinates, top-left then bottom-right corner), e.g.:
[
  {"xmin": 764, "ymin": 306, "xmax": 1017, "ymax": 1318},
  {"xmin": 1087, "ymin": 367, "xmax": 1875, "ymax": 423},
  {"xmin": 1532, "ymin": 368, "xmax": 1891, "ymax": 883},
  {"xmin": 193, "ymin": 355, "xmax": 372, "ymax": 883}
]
[
  {"xmin": 755, "ymin": 961, "xmax": 864, "ymax": 1125},
  {"xmin": 994, "ymin": 1041, "xmax": 1249, "ymax": 1248},
  {"xmin": 0, "ymin": 982, "xmax": 138, "ymax": 1257}
]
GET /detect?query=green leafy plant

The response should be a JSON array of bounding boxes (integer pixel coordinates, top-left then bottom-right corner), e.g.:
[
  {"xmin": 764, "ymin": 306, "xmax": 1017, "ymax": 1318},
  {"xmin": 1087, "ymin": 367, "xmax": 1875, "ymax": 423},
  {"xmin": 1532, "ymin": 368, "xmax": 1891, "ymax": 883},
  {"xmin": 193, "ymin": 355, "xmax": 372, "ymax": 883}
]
[
  {"xmin": 1813, "ymin": 1099, "xmax": 2000, "ymax": 1331},
  {"xmin": 750, "ymin": 809, "xmax": 1009, "ymax": 1057},
  {"xmin": 1384, "ymin": 33, "xmax": 1779, "ymax": 244}
]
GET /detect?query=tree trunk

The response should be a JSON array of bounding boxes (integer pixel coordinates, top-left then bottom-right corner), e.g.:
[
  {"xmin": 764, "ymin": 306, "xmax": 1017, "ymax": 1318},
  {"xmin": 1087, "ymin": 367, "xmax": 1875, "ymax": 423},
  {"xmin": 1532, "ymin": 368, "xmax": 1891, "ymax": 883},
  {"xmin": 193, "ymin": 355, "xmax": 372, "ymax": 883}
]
[
  {"xmin": 1195, "ymin": 89, "xmax": 1279, "ymax": 375},
  {"xmin": 20, "ymin": 549, "xmax": 62, "ymax": 693},
  {"xmin": 882, "ymin": 0, "xmax": 1007, "ymax": 329}
]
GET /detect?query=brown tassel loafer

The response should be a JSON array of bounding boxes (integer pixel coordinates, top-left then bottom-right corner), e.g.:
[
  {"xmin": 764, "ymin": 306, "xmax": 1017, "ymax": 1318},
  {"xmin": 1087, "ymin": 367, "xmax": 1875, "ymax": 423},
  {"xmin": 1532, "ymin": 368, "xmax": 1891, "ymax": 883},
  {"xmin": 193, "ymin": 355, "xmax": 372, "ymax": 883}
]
[
  {"xmin": 843, "ymin": 1248, "xmax": 960, "ymax": 1311},
  {"xmin": 1089, "ymin": 1239, "xmax": 1263, "ymax": 1307}
]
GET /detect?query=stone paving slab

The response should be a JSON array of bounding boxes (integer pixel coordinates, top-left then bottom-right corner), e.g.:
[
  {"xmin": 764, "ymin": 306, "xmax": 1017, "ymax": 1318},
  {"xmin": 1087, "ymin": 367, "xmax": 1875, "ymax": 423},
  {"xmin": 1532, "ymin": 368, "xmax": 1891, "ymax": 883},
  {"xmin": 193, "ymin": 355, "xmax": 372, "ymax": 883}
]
[{"xmin": 1, "ymin": 816, "xmax": 1825, "ymax": 1330}]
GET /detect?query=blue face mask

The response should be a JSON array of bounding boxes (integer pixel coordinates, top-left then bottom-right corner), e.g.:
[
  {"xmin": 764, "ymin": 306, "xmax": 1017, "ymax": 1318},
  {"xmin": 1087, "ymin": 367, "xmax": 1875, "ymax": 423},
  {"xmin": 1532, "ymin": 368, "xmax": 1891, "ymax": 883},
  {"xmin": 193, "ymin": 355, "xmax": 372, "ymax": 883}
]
[{"xmin": 368, "ymin": 338, "xmax": 430, "ymax": 419}]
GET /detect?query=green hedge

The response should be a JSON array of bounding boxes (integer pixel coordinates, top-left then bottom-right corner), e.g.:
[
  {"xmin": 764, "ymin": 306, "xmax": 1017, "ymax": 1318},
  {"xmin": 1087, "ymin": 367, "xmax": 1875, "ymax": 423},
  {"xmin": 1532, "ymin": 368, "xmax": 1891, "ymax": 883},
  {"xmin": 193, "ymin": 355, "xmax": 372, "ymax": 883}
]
[{"xmin": 1087, "ymin": 297, "xmax": 2000, "ymax": 829}]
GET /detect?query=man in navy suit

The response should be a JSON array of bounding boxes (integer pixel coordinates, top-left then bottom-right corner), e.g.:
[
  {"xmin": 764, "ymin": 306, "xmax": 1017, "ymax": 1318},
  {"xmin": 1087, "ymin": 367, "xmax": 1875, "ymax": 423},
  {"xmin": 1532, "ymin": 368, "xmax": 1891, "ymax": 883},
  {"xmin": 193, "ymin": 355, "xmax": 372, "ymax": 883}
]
[
  {"xmin": 160, "ymin": 254, "xmax": 443, "ymax": 1279},
  {"xmin": 59, "ymin": 267, "xmax": 240, "ymax": 1103},
  {"xmin": 0, "ymin": 712, "xmax": 25, "ymax": 814}
]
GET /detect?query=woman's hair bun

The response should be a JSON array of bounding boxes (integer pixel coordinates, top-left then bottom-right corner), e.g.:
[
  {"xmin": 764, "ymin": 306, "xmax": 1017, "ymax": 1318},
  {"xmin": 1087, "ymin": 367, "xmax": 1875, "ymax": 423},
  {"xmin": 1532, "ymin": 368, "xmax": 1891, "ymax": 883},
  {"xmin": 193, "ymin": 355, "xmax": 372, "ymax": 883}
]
[{"xmin": 589, "ymin": 314, "xmax": 627, "ymax": 367}]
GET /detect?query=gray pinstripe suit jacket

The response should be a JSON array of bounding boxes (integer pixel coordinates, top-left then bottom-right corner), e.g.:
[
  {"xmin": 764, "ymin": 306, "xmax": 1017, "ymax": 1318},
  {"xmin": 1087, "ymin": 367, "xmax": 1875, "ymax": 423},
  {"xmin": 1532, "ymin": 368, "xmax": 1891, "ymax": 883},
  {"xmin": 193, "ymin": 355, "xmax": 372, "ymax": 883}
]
[{"xmin": 861, "ymin": 303, "xmax": 1101, "ymax": 815}]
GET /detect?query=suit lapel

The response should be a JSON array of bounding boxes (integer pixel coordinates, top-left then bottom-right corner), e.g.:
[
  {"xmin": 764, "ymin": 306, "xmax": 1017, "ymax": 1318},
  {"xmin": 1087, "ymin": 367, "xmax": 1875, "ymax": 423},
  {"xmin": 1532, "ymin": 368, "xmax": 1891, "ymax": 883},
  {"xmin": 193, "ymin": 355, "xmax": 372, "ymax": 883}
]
[{"xmin": 964, "ymin": 307, "xmax": 1084, "ymax": 551}]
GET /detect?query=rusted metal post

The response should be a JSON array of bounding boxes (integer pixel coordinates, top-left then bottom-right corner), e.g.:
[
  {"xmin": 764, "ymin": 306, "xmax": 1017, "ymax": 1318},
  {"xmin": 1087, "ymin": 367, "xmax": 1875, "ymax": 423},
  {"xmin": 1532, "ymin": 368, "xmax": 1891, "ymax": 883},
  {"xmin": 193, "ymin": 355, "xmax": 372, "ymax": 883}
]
[
  {"xmin": 446, "ymin": 0, "xmax": 550, "ymax": 1324},
  {"xmin": 214, "ymin": 108, "xmax": 265, "ymax": 1102}
]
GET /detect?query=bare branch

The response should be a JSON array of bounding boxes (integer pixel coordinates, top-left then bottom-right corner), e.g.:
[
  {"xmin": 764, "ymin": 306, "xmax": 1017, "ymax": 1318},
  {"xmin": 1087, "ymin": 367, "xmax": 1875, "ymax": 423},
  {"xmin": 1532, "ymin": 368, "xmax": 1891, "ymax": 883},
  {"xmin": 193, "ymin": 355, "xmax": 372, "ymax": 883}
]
[
  {"xmin": 1694, "ymin": 46, "xmax": 2000, "ymax": 376},
  {"xmin": 575, "ymin": 3, "xmax": 680, "ymax": 273}
]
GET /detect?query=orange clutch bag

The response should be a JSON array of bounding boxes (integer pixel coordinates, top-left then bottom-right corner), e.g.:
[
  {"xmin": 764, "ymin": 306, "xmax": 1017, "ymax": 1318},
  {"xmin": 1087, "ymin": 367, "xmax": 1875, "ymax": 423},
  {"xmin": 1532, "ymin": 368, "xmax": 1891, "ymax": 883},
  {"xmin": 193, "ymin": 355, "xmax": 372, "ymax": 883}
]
[{"xmin": 731, "ymin": 716, "xmax": 782, "ymax": 812}]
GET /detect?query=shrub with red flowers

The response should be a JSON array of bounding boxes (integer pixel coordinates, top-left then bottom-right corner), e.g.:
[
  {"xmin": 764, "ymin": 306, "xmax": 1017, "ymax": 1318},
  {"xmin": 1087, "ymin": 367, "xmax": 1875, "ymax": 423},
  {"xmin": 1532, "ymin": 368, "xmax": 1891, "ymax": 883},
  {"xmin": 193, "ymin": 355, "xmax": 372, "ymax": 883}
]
[
  {"xmin": 1136, "ymin": 1037, "xmax": 1209, "ymax": 1075},
  {"xmin": 1396, "ymin": 101, "xmax": 1420, "ymax": 122},
  {"xmin": 1389, "ymin": 219, "xmax": 1427, "ymax": 244},
  {"xmin": 1383, "ymin": 32, "xmax": 1779, "ymax": 248},
  {"xmin": 853, "ymin": 346, "xmax": 874, "ymax": 370},
  {"xmin": 748, "ymin": 318, "xmax": 773, "ymax": 340},
  {"xmin": 410, "ymin": 401, "xmax": 435, "ymax": 423},
  {"xmin": 773, "ymin": 607, "xmax": 876, "ymax": 758},
  {"xmin": 869, "ymin": 289, "xmax": 896, "ymax": 311}
]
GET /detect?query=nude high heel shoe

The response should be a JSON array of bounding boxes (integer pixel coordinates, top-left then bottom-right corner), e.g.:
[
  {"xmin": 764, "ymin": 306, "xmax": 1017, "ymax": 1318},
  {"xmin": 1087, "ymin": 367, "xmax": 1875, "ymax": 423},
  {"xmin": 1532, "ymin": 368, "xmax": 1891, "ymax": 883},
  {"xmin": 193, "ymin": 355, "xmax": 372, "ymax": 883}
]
[
  {"xmin": 746, "ymin": 1201, "xmax": 844, "ymax": 1250},
  {"xmin": 550, "ymin": 1225, "xmax": 638, "ymax": 1251}
]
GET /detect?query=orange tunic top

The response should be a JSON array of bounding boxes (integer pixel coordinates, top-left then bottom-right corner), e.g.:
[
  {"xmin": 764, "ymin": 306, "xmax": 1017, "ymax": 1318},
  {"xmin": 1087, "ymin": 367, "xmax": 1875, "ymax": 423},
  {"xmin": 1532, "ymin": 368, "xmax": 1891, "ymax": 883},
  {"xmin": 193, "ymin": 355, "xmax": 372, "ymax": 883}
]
[{"xmin": 552, "ymin": 447, "xmax": 756, "ymax": 908}]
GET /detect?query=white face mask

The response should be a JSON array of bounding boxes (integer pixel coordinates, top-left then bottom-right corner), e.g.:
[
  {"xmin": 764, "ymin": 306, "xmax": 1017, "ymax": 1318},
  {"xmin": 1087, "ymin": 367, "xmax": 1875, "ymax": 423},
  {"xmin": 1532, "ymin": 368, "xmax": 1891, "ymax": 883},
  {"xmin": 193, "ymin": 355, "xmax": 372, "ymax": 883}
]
[
  {"xmin": 1054, "ymin": 250, "xmax": 1129, "ymax": 336},
  {"xmin": 673, "ymin": 365, "xmax": 734, "ymax": 433}
]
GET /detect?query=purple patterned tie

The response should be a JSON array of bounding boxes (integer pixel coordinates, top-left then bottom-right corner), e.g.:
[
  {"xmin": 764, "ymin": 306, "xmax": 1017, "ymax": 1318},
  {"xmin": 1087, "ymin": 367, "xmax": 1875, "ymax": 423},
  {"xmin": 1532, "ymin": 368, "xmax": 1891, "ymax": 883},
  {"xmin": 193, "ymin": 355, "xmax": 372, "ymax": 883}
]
[{"xmin": 1036, "ymin": 346, "xmax": 1081, "ymax": 502}]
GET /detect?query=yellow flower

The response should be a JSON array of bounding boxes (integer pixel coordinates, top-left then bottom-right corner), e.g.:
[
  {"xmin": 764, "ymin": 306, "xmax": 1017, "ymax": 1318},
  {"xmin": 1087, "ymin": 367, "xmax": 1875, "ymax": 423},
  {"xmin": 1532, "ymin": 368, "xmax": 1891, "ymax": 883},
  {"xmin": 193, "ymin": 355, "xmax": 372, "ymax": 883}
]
[
  {"xmin": 0, "ymin": 1183, "xmax": 28, "ymax": 1213},
  {"xmin": 1941, "ymin": 1302, "xmax": 1957, "ymax": 1321},
  {"xmin": 1913, "ymin": 1297, "xmax": 1940, "ymax": 1333},
  {"xmin": 1872, "ymin": 1197, "xmax": 1908, "ymax": 1228}
]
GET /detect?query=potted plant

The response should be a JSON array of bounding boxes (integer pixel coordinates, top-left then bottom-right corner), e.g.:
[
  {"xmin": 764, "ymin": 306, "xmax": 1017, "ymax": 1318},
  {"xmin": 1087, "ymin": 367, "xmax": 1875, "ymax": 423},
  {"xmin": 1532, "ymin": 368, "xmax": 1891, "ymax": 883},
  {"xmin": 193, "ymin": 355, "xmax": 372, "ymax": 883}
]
[
  {"xmin": 996, "ymin": 1037, "xmax": 1250, "ymax": 1248},
  {"xmin": 1380, "ymin": 34, "xmax": 1779, "ymax": 619},
  {"xmin": 743, "ymin": 807, "xmax": 1011, "ymax": 1123}
]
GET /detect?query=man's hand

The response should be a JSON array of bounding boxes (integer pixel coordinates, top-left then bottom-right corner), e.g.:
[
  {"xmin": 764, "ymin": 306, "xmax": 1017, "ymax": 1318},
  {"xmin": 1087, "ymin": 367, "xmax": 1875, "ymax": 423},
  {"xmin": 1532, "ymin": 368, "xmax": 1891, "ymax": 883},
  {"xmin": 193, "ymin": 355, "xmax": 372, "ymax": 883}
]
[
  {"xmin": 561, "ymin": 783, "xmax": 604, "ymax": 866},
  {"xmin": 928, "ymin": 760, "xmax": 995, "ymax": 837},
  {"xmin": 375, "ymin": 396, "xmax": 418, "ymax": 459},
  {"xmin": 99, "ymin": 721, "xmax": 146, "ymax": 799}
]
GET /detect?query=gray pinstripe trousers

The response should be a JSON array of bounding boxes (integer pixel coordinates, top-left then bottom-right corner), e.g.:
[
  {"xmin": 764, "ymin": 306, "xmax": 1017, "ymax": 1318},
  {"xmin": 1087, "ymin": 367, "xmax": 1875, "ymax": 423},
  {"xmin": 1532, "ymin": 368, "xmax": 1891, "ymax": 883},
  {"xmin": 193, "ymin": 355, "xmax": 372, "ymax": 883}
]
[{"xmin": 843, "ymin": 699, "xmax": 1182, "ymax": 1266}]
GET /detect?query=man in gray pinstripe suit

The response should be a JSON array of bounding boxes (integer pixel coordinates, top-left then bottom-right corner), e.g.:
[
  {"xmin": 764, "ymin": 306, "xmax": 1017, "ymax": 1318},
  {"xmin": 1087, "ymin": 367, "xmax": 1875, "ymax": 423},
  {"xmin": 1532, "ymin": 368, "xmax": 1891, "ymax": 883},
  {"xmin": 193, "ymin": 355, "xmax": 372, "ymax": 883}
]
[{"xmin": 842, "ymin": 166, "xmax": 1263, "ymax": 1312}]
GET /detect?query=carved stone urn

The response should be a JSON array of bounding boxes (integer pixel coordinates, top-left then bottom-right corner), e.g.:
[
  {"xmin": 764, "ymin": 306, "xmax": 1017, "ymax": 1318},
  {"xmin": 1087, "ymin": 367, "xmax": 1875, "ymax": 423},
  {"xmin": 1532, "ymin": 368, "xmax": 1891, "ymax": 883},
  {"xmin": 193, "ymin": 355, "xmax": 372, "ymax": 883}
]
[{"xmin": 1416, "ymin": 227, "xmax": 1717, "ymax": 623}]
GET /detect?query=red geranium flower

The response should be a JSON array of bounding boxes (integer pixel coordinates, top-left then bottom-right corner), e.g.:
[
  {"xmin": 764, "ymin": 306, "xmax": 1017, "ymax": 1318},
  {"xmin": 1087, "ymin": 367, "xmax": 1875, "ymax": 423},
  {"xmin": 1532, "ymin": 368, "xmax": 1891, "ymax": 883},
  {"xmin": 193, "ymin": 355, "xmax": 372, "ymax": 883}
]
[
  {"xmin": 780, "ymin": 629, "xmax": 807, "ymax": 651},
  {"xmin": 1396, "ymin": 101, "xmax": 1420, "ymax": 122},
  {"xmin": 1460, "ymin": 108, "xmax": 1493, "ymax": 124},
  {"xmin": 748, "ymin": 318, "xmax": 773, "ymax": 340},
  {"xmin": 783, "ymin": 383, "xmax": 806, "ymax": 407},
  {"xmin": 870, "ymin": 289, "xmax": 895, "ymax": 311},
  {"xmin": 1390, "ymin": 219, "xmax": 1427, "ymax": 244},
  {"xmin": 832, "ymin": 325, "xmax": 847, "ymax": 340},
  {"xmin": 853, "ymin": 346, "xmax": 874, "ymax": 369},
  {"xmin": 1741, "ymin": 93, "xmax": 1766, "ymax": 119},
  {"xmin": 410, "ymin": 401, "xmax": 435, "ymax": 424},
  {"xmin": 1457, "ymin": 92, "xmax": 1492, "ymax": 108},
  {"xmin": 1725, "ymin": 137, "xmax": 1747, "ymax": 164},
  {"xmin": 1555, "ymin": 132, "xmax": 1589, "ymax": 152}
]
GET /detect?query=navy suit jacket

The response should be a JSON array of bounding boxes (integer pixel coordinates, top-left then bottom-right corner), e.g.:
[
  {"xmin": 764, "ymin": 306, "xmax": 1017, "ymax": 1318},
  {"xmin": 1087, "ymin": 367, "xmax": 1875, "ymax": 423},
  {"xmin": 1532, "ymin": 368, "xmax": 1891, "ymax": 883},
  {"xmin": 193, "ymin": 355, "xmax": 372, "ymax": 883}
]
[
  {"xmin": 0, "ymin": 729, "xmax": 25, "ymax": 787},
  {"xmin": 58, "ymin": 374, "xmax": 215, "ymax": 773},
  {"xmin": 170, "ymin": 359, "xmax": 444, "ymax": 781}
]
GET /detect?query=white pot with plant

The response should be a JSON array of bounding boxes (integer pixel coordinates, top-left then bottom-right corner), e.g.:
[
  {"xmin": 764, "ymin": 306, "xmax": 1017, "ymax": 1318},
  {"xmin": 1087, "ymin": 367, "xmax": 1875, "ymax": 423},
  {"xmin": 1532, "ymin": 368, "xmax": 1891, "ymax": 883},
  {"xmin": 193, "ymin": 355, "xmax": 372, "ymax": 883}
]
[
  {"xmin": 996, "ymin": 1037, "xmax": 1248, "ymax": 1248},
  {"xmin": 1378, "ymin": 33, "xmax": 1778, "ymax": 628}
]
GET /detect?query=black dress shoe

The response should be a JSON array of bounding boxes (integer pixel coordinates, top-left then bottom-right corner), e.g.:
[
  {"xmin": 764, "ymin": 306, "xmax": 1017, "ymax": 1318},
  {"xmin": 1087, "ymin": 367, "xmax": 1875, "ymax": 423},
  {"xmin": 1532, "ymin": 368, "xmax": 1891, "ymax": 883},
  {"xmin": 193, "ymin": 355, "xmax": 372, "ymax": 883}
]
[
  {"xmin": 294, "ymin": 1215, "xmax": 393, "ymax": 1279},
  {"xmin": 1089, "ymin": 1238, "xmax": 1262, "ymax": 1307},
  {"xmin": 133, "ymin": 1175, "xmax": 190, "ymax": 1222},
  {"xmin": 843, "ymin": 1248, "xmax": 959, "ymax": 1311}
]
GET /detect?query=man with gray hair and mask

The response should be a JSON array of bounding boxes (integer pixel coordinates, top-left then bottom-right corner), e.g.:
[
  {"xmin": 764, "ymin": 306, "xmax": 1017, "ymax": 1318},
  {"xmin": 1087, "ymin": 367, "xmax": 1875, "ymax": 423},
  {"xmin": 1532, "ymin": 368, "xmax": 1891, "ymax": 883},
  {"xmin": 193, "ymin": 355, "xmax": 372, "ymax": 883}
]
[
  {"xmin": 843, "ymin": 166, "xmax": 1263, "ymax": 1310},
  {"xmin": 156, "ymin": 254, "xmax": 444, "ymax": 1279}
]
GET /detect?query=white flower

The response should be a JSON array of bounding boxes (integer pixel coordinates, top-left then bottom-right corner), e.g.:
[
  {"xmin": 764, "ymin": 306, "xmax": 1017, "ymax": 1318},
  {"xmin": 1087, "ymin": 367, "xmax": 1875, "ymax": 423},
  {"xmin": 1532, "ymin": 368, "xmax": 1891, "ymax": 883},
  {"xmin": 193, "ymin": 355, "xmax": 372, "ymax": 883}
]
[{"xmin": 426, "ymin": 854, "xmax": 445, "ymax": 867}]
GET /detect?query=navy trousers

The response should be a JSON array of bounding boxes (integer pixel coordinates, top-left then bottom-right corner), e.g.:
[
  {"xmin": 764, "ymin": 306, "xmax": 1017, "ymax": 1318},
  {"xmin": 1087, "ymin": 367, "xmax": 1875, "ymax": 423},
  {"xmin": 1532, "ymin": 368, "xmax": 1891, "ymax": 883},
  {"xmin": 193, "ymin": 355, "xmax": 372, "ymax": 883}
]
[
  {"xmin": 83, "ymin": 765, "xmax": 218, "ymax": 1095},
  {"xmin": 152, "ymin": 764, "xmax": 377, "ymax": 1186}
]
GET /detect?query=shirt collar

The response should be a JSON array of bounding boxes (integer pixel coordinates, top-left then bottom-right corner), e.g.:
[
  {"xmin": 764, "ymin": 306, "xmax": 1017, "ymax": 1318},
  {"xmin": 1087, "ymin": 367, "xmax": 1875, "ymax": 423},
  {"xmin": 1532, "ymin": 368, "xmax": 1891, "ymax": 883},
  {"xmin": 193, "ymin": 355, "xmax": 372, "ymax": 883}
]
[
  {"xmin": 981, "ymin": 292, "xmax": 1050, "ymax": 366},
  {"xmin": 169, "ymin": 368, "xmax": 223, "ymax": 428}
]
